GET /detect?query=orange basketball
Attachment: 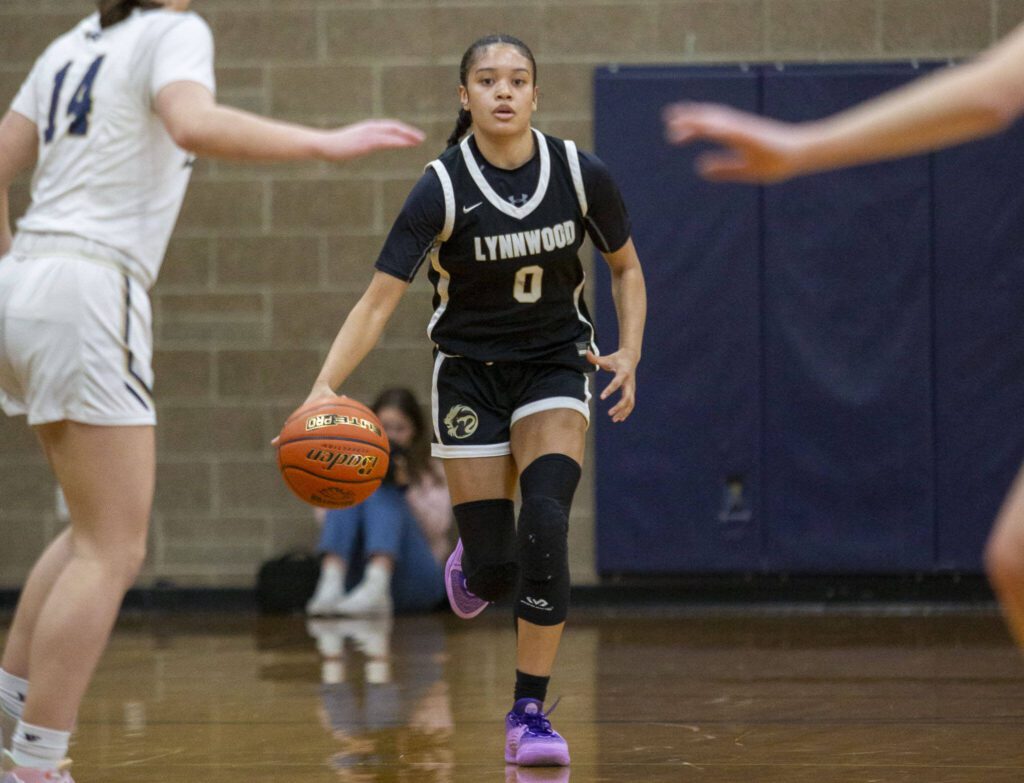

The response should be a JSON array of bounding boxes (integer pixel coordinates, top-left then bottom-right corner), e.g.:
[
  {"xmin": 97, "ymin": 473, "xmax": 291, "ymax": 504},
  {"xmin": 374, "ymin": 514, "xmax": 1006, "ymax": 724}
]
[{"xmin": 276, "ymin": 396, "xmax": 390, "ymax": 509}]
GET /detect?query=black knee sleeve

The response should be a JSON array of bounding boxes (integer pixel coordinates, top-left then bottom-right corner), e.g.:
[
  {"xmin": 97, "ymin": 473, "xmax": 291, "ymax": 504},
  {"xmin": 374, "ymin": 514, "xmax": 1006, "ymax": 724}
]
[
  {"xmin": 515, "ymin": 454, "xmax": 581, "ymax": 626},
  {"xmin": 453, "ymin": 498, "xmax": 517, "ymax": 602}
]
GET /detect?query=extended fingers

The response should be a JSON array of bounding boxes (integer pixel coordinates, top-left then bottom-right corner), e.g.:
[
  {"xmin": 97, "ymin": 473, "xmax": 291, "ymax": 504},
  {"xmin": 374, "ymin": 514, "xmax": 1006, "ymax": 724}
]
[{"xmin": 607, "ymin": 381, "xmax": 636, "ymax": 422}]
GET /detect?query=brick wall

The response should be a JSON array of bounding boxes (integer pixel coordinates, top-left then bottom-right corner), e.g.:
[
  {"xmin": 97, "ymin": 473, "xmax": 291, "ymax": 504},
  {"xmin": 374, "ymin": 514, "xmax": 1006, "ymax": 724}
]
[{"xmin": 1, "ymin": 0, "xmax": 1021, "ymax": 587}]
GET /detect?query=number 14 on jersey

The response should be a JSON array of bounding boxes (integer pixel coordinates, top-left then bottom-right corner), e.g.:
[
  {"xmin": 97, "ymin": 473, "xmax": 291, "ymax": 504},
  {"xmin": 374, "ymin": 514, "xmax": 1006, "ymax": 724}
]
[{"xmin": 45, "ymin": 55, "xmax": 105, "ymax": 144}]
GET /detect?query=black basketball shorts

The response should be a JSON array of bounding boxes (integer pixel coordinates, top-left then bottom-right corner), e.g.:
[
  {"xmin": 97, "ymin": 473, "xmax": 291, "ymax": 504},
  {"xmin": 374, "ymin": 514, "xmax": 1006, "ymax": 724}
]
[{"xmin": 430, "ymin": 353, "xmax": 591, "ymax": 459}]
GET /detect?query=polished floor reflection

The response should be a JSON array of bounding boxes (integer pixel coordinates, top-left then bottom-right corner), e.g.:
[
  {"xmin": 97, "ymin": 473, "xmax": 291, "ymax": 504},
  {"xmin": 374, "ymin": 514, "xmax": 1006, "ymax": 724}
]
[{"xmin": 7, "ymin": 606, "xmax": 1024, "ymax": 782}]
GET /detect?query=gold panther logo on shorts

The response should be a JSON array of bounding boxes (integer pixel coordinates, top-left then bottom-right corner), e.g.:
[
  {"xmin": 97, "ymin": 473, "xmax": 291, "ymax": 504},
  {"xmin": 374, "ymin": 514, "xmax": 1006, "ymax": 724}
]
[{"xmin": 444, "ymin": 404, "xmax": 479, "ymax": 440}]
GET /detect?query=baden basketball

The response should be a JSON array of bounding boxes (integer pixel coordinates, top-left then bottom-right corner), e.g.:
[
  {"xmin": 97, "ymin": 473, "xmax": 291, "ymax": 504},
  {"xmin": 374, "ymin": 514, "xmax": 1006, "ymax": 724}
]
[{"xmin": 277, "ymin": 396, "xmax": 390, "ymax": 509}]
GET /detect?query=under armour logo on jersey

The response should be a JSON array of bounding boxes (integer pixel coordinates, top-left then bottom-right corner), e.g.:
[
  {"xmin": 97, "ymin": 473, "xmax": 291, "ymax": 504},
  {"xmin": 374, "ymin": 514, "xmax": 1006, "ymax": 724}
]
[
  {"xmin": 463, "ymin": 202, "xmax": 483, "ymax": 214},
  {"xmin": 521, "ymin": 596, "xmax": 553, "ymax": 611},
  {"xmin": 86, "ymin": 29, "xmax": 102, "ymax": 41},
  {"xmin": 507, "ymin": 193, "xmax": 530, "ymax": 207},
  {"xmin": 183, "ymin": 156, "xmax": 197, "ymax": 169}
]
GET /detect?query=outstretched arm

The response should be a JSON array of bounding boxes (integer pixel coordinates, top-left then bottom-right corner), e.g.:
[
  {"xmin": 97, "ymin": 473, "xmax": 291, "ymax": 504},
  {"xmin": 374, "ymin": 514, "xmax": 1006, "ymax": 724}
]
[
  {"xmin": 664, "ymin": 21, "xmax": 1024, "ymax": 182},
  {"xmin": 587, "ymin": 237, "xmax": 646, "ymax": 423},
  {"xmin": 305, "ymin": 271, "xmax": 410, "ymax": 404},
  {"xmin": 0, "ymin": 111, "xmax": 38, "ymax": 257},
  {"xmin": 155, "ymin": 82, "xmax": 424, "ymax": 162}
]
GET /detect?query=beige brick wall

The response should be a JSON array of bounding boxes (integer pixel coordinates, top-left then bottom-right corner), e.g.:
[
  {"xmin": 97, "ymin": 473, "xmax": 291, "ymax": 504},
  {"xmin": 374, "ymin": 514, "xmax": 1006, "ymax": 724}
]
[{"xmin": 1, "ymin": 0, "xmax": 1021, "ymax": 588}]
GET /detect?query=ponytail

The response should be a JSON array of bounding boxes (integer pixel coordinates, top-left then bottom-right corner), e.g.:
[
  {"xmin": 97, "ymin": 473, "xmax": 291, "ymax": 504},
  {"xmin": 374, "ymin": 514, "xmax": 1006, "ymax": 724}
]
[
  {"xmin": 97, "ymin": 0, "xmax": 163, "ymax": 29},
  {"xmin": 446, "ymin": 108, "xmax": 473, "ymax": 149}
]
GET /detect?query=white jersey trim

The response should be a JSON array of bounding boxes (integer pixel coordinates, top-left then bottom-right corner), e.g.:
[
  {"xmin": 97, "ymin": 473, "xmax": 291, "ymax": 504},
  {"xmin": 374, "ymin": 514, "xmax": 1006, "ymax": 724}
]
[
  {"xmin": 432, "ymin": 442, "xmax": 512, "ymax": 459},
  {"xmin": 511, "ymin": 396, "xmax": 591, "ymax": 429},
  {"xmin": 423, "ymin": 162, "xmax": 455, "ymax": 340},
  {"xmin": 430, "ymin": 352, "xmax": 446, "ymax": 445},
  {"xmin": 574, "ymin": 274, "xmax": 598, "ymax": 356},
  {"xmin": 564, "ymin": 139, "xmax": 589, "ymax": 217},
  {"xmin": 426, "ymin": 160, "xmax": 456, "ymax": 242},
  {"xmin": 460, "ymin": 128, "xmax": 550, "ymax": 220}
]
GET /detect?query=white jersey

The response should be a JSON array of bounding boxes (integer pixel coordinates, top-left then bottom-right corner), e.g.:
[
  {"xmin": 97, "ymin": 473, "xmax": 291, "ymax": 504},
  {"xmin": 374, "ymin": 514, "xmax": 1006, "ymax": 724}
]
[{"xmin": 9, "ymin": 10, "xmax": 215, "ymax": 290}]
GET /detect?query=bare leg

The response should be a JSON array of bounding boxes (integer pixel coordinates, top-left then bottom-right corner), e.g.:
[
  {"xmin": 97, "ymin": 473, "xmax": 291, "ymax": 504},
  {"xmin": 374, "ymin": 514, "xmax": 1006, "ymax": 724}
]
[
  {"xmin": 510, "ymin": 409, "xmax": 586, "ymax": 678},
  {"xmin": 985, "ymin": 460, "xmax": 1024, "ymax": 648},
  {"xmin": 1, "ymin": 528, "xmax": 73, "ymax": 679},
  {"xmin": 19, "ymin": 421, "xmax": 153, "ymax": 730},
  {"xmin": 443, "ymin": 456, "xmax": 517, "ymax": 506}
]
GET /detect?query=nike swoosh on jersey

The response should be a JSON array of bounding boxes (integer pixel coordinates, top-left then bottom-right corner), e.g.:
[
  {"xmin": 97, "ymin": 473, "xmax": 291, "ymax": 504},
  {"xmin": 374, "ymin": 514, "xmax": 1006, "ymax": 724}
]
[{"xmin": 463, "ymin": 202, "xmax": 483, "ymax": 213}]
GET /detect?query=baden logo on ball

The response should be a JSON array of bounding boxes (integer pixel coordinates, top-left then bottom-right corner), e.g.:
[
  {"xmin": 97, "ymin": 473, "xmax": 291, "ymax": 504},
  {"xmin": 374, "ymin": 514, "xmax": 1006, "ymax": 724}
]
[{"xmin": 276, "ymin": 396, "xmax": 390, "ymax": 508}]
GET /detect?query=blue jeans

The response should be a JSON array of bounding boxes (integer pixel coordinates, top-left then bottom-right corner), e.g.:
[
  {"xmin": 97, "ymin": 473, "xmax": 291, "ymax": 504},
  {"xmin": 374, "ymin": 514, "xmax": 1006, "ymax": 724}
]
[{"xmin": 319, "ymin": 484, "xmax": 445, "ymax": 613}]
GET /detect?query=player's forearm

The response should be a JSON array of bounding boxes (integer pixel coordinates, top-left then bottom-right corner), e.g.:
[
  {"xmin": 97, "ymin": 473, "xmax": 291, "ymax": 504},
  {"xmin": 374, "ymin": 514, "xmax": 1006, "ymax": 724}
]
[
  {"xmin": 795, "ymin": 59, "xmax": 1024, "ymax": 175},
  {"xmin": 610, "ymin": 263, "xmax": 646, "ymax": 360},
  {"xmin": 315, "ymin": 302, "xmax": 389, "ymax": 393},
  {"xmin": 175, "ymin": 104, "xmax": 324, "ymax": 161}
]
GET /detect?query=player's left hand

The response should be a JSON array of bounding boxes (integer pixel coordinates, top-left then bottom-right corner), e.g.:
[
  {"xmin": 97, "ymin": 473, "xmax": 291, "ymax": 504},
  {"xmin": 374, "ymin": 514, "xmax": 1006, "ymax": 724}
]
[{"xmin": 586, "ymin": 349, "xmax": 637, "ymax": 423}]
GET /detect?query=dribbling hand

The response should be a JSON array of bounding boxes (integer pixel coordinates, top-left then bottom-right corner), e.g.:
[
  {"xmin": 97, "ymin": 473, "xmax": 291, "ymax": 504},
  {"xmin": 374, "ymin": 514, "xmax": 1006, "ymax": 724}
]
[
  {"xmin": 586, "ymin": 349, "xmax": 638, "ymax": 423},
  {"xmin": 316, "ymin": 120, "xmax": 426, "ymax": 162},
  {"xmin": 663, "ymin": 102, "xmax": 808, "ymax": 183},
  {"xmin": 271, "ymin": 382, "xmax": 338, "ymax": 447}
]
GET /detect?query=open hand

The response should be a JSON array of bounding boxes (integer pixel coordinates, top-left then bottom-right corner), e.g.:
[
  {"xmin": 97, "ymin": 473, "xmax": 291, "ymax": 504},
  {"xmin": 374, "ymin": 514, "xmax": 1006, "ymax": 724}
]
[
  {"xmin": 317, "ymin": 119, "xmax": 425, "ymax": 162},
  {"xmin": 586, "ymin": 349, "xmax": 638, "ymax": 423},
  {"xmin": 663, "ymin": 102, "xmax": 807, "ymax": 183}
]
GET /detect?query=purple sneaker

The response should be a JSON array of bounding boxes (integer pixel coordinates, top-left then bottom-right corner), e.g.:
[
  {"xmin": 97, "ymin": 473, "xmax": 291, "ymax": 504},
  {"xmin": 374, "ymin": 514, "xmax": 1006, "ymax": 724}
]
[
  {"xmin": 445, "ymin": 538, "xmax": 489, "ymax": 619},
  {"xmin": 504, "ymin": 698, "xmax": 570, "ymax": 767}
]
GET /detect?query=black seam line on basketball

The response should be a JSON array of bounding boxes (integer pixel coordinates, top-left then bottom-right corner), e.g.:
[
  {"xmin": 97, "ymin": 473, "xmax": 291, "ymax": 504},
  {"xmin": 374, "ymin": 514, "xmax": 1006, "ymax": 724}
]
[
  {"xmin": 280, "ymin": 435, "xmax": 388, "ymax": 451},
  {"xmin": 282, "ymin": 466, "xmax": 382, "ymax": 485},
  {"xmin": 123, "ymin": 382, "xmax": 150, "ymax": 411},
  {"xmin": 122, "ymin": 273, "xmax": 154, "ymax": 401}
]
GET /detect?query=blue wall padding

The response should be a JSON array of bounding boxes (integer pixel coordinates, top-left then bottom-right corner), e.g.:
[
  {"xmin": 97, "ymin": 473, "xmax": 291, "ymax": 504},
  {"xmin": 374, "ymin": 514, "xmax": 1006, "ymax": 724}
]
[
  {"xmin": 593, "ymin": 69, "xmax": 763, "ymax": 572},
  {"xmin": 760, "ymin": 67, "xmax": 935, "ymax": 570},
  {"xmin": 932, "ymin": 129, "xmax": 1024, "ymax": 569},
  {"xmin": 593, "ymin": 64, "xmax": 1024, "ymax": 574}
]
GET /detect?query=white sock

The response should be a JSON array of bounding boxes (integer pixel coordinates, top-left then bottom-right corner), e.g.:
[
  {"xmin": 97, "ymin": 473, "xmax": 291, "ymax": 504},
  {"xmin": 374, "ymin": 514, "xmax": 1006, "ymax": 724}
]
[
  {"xmin": 12, "ymin": 721, "xmax": 69, "ymax": 770},
  {"xmin": 0, "ymin": 669, "xmax": 28, "ymax": 720},
  {"xmin": 364, "ymin": 561, "xmax": 391, "ymax": 591},
  {"xmin": 313, "ymin": 561, "xmax": 345, "ymax": 600}
]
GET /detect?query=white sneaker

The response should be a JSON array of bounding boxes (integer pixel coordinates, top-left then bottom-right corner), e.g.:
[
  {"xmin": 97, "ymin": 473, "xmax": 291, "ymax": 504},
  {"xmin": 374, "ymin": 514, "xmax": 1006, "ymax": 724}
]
[
  {"xmin": 330, "ymin": 580, "xmax": 392, "ymax": 617},
  {"xmin": 306, "ymin": 582, "xmax": 344, "ymax": 615}
]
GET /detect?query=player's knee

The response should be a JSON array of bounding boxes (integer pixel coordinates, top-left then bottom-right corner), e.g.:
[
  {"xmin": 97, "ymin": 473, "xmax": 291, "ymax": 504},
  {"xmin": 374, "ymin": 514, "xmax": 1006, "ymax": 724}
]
[
  {"xmin": 515, "ymin": 497, "xmax": 570, "ymax": 625},
  {"xmin": 454, "ymin": 498, "xmax": 517, "ymax": 602}
]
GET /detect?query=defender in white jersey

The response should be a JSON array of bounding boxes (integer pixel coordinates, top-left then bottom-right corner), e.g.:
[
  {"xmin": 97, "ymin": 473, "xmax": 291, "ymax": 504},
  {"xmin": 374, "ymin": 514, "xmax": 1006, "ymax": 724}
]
[
  {"xmin": 664, "ymin": 23, "xmax": 1024, "ymax": 652},
  {"xmin": 0, "ymin": 2, "xmax": 424, "ymax": 780}
]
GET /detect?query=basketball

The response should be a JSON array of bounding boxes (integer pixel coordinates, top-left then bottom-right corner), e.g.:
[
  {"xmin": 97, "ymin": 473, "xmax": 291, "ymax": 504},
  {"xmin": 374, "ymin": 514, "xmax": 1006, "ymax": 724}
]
[{"xmin": 276, "ymin": 396, "xmax": 390, "ymax": 509}]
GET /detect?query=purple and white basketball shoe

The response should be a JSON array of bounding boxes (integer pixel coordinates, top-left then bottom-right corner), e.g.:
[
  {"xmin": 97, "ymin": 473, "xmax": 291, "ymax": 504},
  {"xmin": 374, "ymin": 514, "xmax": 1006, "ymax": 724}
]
[
  {"xmin": 444, "ymin": 538, "xmax": 490, "ymax": 619},
  {"xmin": 504, "ymin": 698, "xmax": 570, "ymax": 767}
]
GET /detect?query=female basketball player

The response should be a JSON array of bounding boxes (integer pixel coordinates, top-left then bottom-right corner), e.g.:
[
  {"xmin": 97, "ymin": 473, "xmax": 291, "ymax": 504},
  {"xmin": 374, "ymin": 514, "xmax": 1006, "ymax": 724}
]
[
  {"xmin": 664, "ymin": 22, "xmax": 1024, "ymax": 649},
  {"xmin": 0, "ymin": 2, "xmax": 423, "ymax": 780},
  {"xmin": 296, "ymin": 35, "xmax": 646, "ymax": 767}
]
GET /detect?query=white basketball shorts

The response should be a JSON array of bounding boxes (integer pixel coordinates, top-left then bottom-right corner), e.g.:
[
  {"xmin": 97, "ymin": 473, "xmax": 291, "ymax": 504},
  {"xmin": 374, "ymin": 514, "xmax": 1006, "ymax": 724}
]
[{"xmin": 0, "ymin": 233, "xmax": 156, "ymax": 427}]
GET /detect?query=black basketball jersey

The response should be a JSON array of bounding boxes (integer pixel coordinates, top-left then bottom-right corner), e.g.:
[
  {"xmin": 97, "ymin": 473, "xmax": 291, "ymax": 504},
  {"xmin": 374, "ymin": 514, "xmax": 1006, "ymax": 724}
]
[{"xmin": 422, "ymin": 129, "xmax": 599, "ymax": 369}]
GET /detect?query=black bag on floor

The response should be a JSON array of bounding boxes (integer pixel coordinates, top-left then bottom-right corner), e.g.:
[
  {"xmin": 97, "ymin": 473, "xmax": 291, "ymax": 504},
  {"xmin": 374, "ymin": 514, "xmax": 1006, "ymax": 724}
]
[{"xmin": 256, "ymin": 551, "xmax": 320, "ymax": 614}]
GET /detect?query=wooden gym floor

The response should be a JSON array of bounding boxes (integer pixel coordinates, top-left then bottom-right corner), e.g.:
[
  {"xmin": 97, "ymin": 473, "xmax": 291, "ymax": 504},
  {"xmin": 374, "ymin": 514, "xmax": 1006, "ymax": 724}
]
[{"xmin": 6, "ymin": 605, "xmax": 1024, "ymax": 782}]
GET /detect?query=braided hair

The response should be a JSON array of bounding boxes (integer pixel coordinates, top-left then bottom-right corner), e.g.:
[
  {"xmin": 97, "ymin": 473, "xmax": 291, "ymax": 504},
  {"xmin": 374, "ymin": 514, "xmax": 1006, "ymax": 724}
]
[
  {"xmin": 445, "ymin": 34, "xmax": 537, "ymax": 149},
  {"xmin": 97, "ymin": 0, "xmax": 163, "ymax": 29}
]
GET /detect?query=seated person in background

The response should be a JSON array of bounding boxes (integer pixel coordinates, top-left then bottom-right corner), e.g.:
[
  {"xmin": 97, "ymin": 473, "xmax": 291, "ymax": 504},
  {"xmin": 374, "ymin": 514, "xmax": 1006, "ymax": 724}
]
[{"xmin": 307, "ymin": 387, "xmax": 451, "ymax": 616}]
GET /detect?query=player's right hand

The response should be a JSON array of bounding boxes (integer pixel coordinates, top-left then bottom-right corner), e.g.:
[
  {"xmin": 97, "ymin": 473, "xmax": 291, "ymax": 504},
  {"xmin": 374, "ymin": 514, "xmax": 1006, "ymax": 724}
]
[
  {"xmin": 662, "ymin": 102, "xmax": 807, "ymax": 183},
  {"xmin": 317, "ymin": 119, "xmax": 425, "ymax": 162},
  {"xmin": 302, "ymin": 381, "xmax": 339, "ymax": 408},
  {"xmin": 271, "ymin": 383, "xmax": 337, "ymax": 447}
]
